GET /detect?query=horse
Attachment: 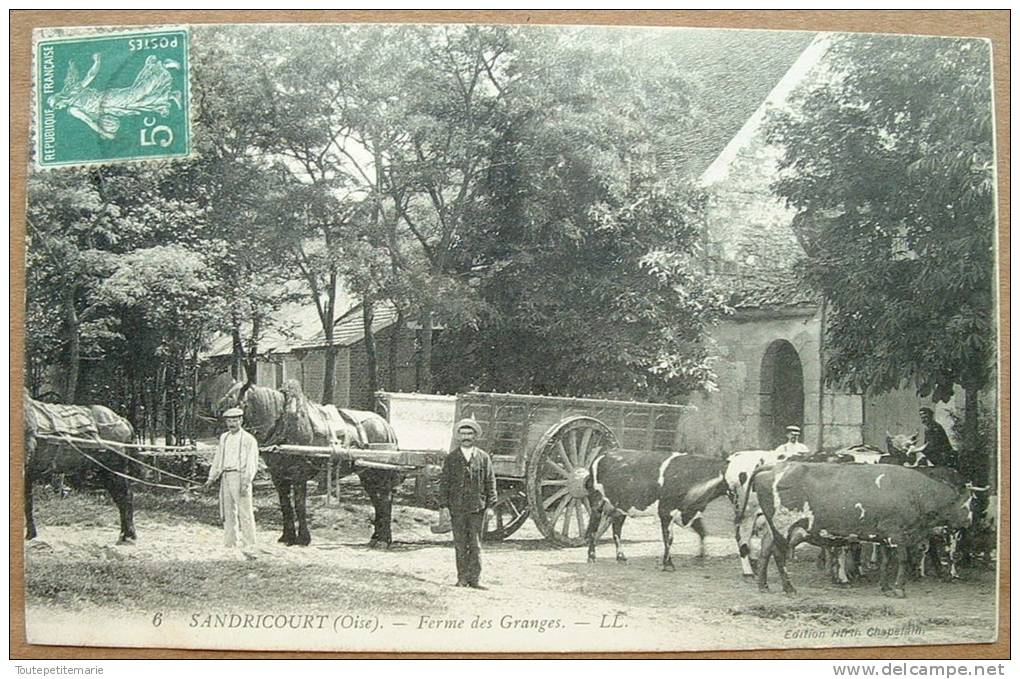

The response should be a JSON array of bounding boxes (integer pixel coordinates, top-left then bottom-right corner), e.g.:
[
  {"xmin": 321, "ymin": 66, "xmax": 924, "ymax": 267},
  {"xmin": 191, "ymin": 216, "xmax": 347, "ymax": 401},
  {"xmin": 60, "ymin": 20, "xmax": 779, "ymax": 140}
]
[
  {"xmin": 217, "ymin": 379, "xmax": 402, "ymax": 547},
  {"xmin": 24, "ymin": 393, "xmax": 137, "ymax": 543}
]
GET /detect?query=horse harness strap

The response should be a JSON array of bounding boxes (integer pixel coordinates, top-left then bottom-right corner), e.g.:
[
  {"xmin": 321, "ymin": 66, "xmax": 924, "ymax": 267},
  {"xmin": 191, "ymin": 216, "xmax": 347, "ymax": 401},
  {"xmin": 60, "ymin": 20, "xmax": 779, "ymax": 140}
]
[{"xmin": 44, "ymin": 430, "xmax": 198, "ymax": 491}]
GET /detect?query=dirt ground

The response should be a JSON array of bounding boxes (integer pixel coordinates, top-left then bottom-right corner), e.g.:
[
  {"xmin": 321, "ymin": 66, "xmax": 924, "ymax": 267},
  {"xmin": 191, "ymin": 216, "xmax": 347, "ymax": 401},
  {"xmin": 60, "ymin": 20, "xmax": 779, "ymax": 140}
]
[{"xmin": 21, "ymin": 478, "xmax": 999, "ymax": 653}]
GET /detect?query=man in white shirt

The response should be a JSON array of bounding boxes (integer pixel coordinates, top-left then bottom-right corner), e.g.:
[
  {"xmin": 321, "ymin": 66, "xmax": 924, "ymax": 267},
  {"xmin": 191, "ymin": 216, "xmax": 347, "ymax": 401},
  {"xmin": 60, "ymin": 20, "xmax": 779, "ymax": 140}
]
[
  {"xmin": 205, "ymin": 407, "xmax": 260, "ymax": 553},
  {"xmin": 774, "ymin": 425, "xmax": 810, "ymax": 457}
]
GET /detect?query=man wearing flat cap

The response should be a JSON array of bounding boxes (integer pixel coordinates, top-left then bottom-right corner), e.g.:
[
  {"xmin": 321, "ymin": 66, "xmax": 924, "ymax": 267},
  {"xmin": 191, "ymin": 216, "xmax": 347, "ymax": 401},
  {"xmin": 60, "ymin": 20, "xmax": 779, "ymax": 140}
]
[
  {"xmin": 917, "ymin": 407, "xmax": 955, "ymax": 468},
  {"xmin": 438, "ymin": 418, "xmax": 497, "ymax": 589},
  {"xmin": 205, "ymin": 407, "xmax": 260, "ymax": 554},
  {"xmin": 774, "ymin": 424, "xmax": 810, "ymax": 457}
]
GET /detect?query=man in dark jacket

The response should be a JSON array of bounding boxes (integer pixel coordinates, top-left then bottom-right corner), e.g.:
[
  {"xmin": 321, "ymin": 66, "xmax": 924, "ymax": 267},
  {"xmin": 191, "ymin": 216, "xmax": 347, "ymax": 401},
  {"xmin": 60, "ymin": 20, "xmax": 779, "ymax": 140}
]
[
  {"xmin": 919, "ymin": 407, "xmax": 956, "ymax": 468},
  {"xmin": 439, "ymin": 418, "xmax": 498, "ymax": 589}
]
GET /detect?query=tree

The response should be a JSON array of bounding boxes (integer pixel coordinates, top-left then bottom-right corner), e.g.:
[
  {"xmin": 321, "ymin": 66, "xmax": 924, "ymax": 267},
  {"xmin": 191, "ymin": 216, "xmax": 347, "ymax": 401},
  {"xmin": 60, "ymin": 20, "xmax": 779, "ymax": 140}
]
[
  {"xmin": 178, "ymin": 29, "xmax": 304, "ymax": 385},
  {"xmin": 433, "ymin": 28, "xmax": 729, "ymax": 399},
  {"xmin": 764, "ymin": 34, "xmax": 996, "ymax": 482},
  {"xmin": 25, "ymin": 166, "xmax": 189, "ymax": 404},
  {"xmin": 99, "ymin": 245, "xmax": 223, "ymax": 443},
  {"xmin": 199, "ymin": 25, "xmax": 392, "ymax": 404}
]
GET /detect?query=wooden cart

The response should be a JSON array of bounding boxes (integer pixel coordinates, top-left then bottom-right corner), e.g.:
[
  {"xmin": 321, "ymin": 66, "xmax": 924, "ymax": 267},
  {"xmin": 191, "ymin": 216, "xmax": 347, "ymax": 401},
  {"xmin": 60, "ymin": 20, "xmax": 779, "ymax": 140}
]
[{"xmin": 375, "ymin": 391, "xmax": 694, "ymax": 547}]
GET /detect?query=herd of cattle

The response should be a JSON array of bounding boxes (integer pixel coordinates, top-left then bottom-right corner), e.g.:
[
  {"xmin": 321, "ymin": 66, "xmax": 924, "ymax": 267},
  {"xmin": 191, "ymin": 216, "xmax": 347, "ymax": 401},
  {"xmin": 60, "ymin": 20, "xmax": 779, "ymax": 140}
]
[
  {"xmin": 24, "ymin": 390, "xmax": 988, "ymax": 601},
  {"xmin": 584, "ymin": 436, "xmax": 984, "ymax": 599}
]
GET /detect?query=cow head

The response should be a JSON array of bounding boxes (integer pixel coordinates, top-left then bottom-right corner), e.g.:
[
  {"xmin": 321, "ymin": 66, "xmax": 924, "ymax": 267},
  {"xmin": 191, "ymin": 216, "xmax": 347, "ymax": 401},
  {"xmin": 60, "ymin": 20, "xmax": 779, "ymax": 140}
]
[
  {"xmin": 946, "ymin": 487, "xmax": 981, "ymax": 530},
  {"xmin": 886, "ymin": 431, "xmax": 919, "ymax": 456},
  {"xmin": 887, "ymin": 431, "xmax": 931, "ymax": 466}
]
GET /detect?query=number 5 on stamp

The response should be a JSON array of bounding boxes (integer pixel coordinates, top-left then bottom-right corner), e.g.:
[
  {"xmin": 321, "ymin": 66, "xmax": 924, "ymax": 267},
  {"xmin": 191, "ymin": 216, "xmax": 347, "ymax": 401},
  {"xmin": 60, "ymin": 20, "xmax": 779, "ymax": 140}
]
[{"xmin": 35, "ymin": 28, "xmax": 190, "ymax": 168}]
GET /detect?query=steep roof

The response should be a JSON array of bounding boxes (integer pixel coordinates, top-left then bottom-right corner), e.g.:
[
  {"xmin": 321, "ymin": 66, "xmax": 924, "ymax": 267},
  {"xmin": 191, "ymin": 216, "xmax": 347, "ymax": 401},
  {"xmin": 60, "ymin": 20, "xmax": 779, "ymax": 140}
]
[
  {"xmin": 728, "ymin": 276, "xmax": 819, "ymax": 311},
  {"xmin": 666, "ymin": 28, "xmax": 817, "ymax": 180},
  {"xmin": 698, "ymin": 34, "xmax": 830, "ymax": 311}
]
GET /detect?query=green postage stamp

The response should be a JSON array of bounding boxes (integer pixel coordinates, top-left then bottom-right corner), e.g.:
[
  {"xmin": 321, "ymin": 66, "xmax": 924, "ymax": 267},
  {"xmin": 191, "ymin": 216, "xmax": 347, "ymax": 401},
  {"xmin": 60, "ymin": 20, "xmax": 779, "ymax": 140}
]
[{"xmin": 35, "ymin": 28, "xmax": 190, "ymax": 168}]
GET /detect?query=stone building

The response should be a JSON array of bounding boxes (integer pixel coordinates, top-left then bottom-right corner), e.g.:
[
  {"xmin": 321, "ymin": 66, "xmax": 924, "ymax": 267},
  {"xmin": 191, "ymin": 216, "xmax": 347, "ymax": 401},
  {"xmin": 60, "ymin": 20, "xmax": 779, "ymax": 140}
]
[{"xmin": 682, "ymin": 35, "xmax": 967, "ymax": 456}]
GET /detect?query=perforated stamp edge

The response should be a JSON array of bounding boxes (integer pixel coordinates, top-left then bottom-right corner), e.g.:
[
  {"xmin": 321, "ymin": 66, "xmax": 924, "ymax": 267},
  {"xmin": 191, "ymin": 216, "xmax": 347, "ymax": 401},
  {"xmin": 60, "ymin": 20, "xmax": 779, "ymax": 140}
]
[{"xmin": 30, "ymin": 25, "xmax": 195, "ymax": 172}]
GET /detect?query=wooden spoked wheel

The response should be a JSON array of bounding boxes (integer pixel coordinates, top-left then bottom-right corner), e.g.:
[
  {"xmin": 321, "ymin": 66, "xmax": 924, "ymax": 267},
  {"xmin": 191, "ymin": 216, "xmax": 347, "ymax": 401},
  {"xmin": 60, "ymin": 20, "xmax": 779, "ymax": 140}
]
[
  {"xmin": 526, "ymin": 416, "xmax": 617, "ymax": 547},
  {"xmin": 483, "ymin": 482, "xmax": 530, "ymax": 542}
]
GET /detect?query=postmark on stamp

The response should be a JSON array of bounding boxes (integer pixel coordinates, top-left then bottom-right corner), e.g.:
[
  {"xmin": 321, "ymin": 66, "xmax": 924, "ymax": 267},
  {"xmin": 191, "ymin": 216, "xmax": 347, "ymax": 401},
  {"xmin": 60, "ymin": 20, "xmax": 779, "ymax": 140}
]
[{"xmin": 35, "ymin": 28, "xmax": 190, "ymax": 168}]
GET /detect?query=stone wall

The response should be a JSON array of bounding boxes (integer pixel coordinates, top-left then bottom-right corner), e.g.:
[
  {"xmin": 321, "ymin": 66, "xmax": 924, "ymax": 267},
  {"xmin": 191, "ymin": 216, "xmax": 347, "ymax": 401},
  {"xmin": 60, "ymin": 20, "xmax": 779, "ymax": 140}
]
[{"xmin": 685, "ymin": 308, "xmax": 865, "ymax": 456}]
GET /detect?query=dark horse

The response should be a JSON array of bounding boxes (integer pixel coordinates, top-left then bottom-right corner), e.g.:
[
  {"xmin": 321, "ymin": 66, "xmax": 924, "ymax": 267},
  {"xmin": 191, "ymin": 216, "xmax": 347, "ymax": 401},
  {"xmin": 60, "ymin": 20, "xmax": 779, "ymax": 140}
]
[
  {"xmin": 24, "ymin": 394, "xmax": 137, "ymax": 543},
  {"xmin": 217, "ymin": 380, "xmax": 402, "ymax": 547}
]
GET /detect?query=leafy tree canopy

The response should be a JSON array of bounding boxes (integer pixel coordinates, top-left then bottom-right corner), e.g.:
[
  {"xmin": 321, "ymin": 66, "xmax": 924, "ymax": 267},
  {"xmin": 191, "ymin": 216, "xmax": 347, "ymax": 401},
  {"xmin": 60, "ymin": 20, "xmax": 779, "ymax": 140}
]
[
  {"xmin": 435, "ymin": 29, "xmax": 730, "ymax": 399},
  {"xmin": 765, "ymin": 34, "xmax": 995, "ymax": 402}
]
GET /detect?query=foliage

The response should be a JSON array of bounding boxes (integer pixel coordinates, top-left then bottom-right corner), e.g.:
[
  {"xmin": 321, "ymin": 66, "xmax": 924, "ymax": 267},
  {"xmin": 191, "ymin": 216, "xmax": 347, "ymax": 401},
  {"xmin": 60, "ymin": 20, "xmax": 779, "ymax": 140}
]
[
  {"xmin": 26, "ymin": 24, "xmax": 737, "ymax": 422},
  {"xmin": 25, "ymin": 165, "xmax": 200, "ymax": 407},
  {"xmin": 434, "ymin": 29, "xmax": 728, "ymax": 398},
  {"xmin": 185, "ymin": 29, "xmax": 308, "ymax": 376},
  {"xmin": 764, "ymin": 34, "xmax": 995, "ymax": 402}
]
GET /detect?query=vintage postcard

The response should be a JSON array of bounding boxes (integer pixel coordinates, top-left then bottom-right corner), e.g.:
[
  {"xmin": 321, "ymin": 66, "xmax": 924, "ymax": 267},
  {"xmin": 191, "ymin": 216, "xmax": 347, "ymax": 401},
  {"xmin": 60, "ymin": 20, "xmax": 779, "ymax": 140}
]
[{"xmin": 16, "ymin": 17, "xmax": 1004, "ymax": 655}]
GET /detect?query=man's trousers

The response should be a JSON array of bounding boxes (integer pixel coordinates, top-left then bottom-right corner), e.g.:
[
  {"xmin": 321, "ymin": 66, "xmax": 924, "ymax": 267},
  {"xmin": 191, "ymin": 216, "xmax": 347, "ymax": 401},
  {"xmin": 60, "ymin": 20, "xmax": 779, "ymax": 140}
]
[
  {"xmin": 219, "ymin": 471, "xmax": 256, "ymax": 549},
  {"xmin": 450, "ymin": 510, "xmax": 485, "ymax": 585}
]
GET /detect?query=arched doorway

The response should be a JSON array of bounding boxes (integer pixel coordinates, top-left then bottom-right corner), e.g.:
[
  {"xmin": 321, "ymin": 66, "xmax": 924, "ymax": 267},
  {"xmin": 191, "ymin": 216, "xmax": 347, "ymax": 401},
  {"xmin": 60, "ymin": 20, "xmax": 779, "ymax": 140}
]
[{"xmin": 759, "ymin": 340, "xmax": 805, "ymax": 448}]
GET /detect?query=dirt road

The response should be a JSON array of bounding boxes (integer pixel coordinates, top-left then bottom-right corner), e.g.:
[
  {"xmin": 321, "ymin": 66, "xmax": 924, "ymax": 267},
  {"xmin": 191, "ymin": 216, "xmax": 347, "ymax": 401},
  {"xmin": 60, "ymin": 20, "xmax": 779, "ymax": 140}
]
[{"xmin": 22, "ymin": 483, "xmax": 998, "ymax": 653}]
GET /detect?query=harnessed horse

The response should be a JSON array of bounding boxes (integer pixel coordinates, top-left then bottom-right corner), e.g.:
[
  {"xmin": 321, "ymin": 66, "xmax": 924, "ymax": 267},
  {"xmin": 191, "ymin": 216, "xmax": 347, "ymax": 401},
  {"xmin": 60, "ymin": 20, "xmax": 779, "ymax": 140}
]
[
  {"xmin": 217, "ymin": 380, "xmax": 402, "ymax": 547},
  {"xmin": 24, "ymin": 393, "xmax": 137, "ymax": 543}
]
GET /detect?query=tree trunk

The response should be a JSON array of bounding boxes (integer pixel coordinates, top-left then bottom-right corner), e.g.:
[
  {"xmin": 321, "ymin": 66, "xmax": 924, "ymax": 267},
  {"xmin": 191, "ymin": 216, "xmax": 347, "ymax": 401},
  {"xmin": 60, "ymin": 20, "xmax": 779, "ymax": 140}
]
[
  {"xmin": 231, "ymin": 325, "xmax": 245, "ymax": 381},
  {"xmin": 243, "ymin": 356, "xmax": 258, "ymax": 387},
  {"xmin": 363, "ymin": 297, "xmax": 378, "ymax": 409},
  {"xmin": 389, "ymin": 306, "xmax": 403, "ymax": 391},
  {"xmin": 160, "ymin": 365, "xmax": 171, "ymax": 445},
  {"xmin": 961, "ymin": 386, "xmax": 984, "ymax": 483},
  {"xmin": 322, "ymin": 343, "xmax": 338, "ymax": 404},
  {"xmin": 417, "ymin": 306, "xmax": 433, "ymax": 393},
  {"xmin": 61, "ymin": 286, "xmax": 80, "ymax": 403},
  {"xmin": 320, "ymin": 271, "xmax": 339, "ymax": 404},
  {"xmin": 188, "ymin": 344, "xmax": 199, "ymax": 444}
]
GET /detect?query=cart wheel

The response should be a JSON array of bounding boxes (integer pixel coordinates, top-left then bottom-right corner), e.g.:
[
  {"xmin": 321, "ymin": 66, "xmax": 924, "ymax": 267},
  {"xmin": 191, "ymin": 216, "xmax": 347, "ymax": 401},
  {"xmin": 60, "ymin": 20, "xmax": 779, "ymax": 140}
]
[
  {"xmin": 483, "ymin": 482, "xmax": 530, "ymax": 542},
  {"xmin": 526, "ymin": 416, "xmax": 617, "ymax": 547}
]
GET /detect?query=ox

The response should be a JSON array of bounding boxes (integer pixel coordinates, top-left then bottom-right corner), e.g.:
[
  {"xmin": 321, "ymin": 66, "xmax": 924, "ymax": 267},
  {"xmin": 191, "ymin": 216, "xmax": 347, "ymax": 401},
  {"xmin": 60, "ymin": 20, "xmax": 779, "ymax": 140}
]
[
  {"xmin": 750, "ymin": 462, "xmax": 974, "ymax": 598},
  {"xmin": 585, "ymin": 451, "xmax": 728, "ymax": 571},
  {"xmin": 724, "ymin": 449, "xmax": 807, "ymax": 577},
  {"xmin": 807, "ymin": 433, "xmax": 925, "ymax": 466},
  {"xmin": 911, "ymin": 466, "xmax": 978, "ymax": 580},
  {"xmin": 728, "ymin": 434, "xmax": 928, "ymax": 580}
]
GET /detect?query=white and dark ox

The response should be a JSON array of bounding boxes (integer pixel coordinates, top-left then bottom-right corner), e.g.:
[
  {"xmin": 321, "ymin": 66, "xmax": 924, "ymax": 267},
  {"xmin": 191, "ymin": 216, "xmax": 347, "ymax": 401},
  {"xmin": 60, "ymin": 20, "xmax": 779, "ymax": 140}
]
[
  {"xmin": 910, "ymin": 465, "xmax": 981, "ymax": 580},
  {"xmin": 585, "ymin": 451, "xmax": 728, "ymax": 571},
  {"xmin": 749, "ymin": 461, "xmax": 974, "ymax": 598},
  {"xmin": 24, "ymin": 394, "xmax": 137, "ymax": 544},
  {"xmin": 726, "ymin": 433, "xmax": 930, "ymax": 579},
  {"xmin": 802, "ymin": 437, "xmax": 966, "ymax": 584},
  {"xmin": 217, "ymin": 380, "xmax": 400, "ymax": 547},
  {"xmin": 724, "ymin": 448, "xmax": 809, "ymax": 577}
]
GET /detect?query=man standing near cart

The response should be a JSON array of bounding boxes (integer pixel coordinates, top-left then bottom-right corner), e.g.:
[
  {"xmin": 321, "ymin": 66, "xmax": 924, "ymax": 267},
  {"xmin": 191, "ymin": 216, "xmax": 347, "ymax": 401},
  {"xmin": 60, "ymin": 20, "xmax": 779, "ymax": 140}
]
[
  {"xmin": 205, "ymin": 406, "xmax": 260, "ymax": 557},
  {"xmin": 438, "ymin": 418, "xmax": 497, "ymax": 589}
]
